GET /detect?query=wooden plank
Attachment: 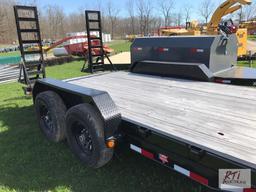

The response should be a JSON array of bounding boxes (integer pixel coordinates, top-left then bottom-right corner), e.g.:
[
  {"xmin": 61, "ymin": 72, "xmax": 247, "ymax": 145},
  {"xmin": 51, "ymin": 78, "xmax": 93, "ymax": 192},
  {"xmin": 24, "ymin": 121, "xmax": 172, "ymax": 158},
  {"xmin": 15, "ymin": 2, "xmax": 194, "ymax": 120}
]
[
  {"xmin": 80, "ymin": 78, "xmax": 256, "ymax": 144},
  {"xmin": 74, "ymin": 73, "xmax": 256, "ymax": 121},
  {"xmin": 68, "ymin": 72, "xmax": 256, "ymax": 168},
  {"xmin": 108, "ymin": 72, "xmax": 256, "ymax": 100}
]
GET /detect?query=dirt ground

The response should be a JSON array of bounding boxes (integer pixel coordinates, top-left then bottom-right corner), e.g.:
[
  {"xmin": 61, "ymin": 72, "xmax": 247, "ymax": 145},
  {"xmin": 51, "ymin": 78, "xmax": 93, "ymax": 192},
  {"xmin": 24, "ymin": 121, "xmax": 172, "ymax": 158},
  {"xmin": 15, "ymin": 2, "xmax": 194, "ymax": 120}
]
[{"xmin": 105, "ymin": 52, "xmax": 131, "ymax": 64}]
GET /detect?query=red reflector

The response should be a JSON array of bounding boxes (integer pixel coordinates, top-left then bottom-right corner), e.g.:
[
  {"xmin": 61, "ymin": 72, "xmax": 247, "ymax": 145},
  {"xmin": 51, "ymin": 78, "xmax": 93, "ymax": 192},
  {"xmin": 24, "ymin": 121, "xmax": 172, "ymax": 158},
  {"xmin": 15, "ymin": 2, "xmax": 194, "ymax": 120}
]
[
  {"xmin": 214, "ymin": 79, "xmax": 231, "ymax": 84},
  {"xmin": 214, "ymin": 79, "xmax": 223, "ymax": 83},
  {"xmin": 190, "ymin": 172, "xmax": 209, "ymax": 185},
  {"xmin": 191, "ymin": 48, "xmax": 204, "ymax": 53},
  {"xmin": 141, "ymin": 149, "xmax": 154, "ymax": 159},
  {"xmin": 244, "ymin": 189, "xmax": 256, "ymax": 192},
  {"xmin": 157, "ymin": 48, "xmax": 169, "ymax": 52},
  {"xmin": 134, "ymin": 47, "xmax": 142, "ymax": 51},
  {"xmin": 191, "ymin": 48, "xmax": 197, "ymax": 53}
]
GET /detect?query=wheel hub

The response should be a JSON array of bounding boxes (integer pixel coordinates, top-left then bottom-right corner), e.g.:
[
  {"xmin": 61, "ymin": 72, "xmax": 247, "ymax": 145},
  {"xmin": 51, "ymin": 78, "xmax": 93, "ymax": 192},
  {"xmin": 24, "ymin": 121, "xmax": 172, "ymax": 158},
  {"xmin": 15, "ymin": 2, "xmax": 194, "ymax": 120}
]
[
  {"xmin": 39, "ymin": 102, "xmax": 54, "ymax": 134},
  {"xmin": 74, "ymin": 124, "xmax": 93, "ymax": 154}
]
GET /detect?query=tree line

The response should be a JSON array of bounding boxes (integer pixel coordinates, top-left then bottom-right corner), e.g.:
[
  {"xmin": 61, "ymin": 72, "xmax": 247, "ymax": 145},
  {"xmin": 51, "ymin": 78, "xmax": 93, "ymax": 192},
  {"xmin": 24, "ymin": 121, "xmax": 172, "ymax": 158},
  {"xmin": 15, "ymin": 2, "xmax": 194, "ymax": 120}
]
[{"xmin": 0, "ymin": 0, "xmax": 255, "ymax": 44}]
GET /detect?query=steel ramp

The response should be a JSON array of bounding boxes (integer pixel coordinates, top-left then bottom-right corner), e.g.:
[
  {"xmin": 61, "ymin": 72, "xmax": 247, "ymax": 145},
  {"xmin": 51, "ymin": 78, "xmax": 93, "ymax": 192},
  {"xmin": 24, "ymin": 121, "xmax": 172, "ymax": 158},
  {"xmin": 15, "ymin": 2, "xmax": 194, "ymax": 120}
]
[{"xmin": 14, "ymin": 5, "xmax": 45, "ymax": 92}]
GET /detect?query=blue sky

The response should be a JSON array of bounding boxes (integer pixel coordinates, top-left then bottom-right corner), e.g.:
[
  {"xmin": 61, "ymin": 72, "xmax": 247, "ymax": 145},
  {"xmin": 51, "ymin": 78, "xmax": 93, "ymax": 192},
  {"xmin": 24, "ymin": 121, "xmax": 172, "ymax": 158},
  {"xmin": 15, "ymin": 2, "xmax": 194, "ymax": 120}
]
[
  {"xmin": 28, "ymin": 0, "xmax": 255, "ymax": 21},
  {"xmin": 35, "ymin": 0, "xmax": 209, "ymax": 18}
]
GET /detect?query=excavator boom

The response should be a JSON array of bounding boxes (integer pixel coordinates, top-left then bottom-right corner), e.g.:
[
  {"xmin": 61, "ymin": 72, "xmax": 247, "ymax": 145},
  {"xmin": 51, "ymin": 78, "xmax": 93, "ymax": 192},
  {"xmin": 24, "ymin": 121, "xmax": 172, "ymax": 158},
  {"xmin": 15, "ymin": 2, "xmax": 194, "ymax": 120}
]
[
  {"xmin": 224, "ymin": 5, "xmax": 241, "ymax": 15},
  {"xmin": 207, "ymin": 0, "xmax": 252, "ymax": 33}
]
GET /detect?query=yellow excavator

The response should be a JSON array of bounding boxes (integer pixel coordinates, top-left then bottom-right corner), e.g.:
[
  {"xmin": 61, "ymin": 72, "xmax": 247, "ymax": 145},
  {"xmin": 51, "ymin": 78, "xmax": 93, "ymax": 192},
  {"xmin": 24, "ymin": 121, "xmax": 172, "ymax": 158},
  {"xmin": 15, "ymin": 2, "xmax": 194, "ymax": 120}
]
[
  {"xmin": 207, "ymin": 0, "xmax": 251, "ymax": 33},
  {"xmin": 207, "ymin": 0, "xmax": 252, "ymax": 57},
  {"xmin": 161, "ymin": 0, "xmax": 252, "ymax": 57}
]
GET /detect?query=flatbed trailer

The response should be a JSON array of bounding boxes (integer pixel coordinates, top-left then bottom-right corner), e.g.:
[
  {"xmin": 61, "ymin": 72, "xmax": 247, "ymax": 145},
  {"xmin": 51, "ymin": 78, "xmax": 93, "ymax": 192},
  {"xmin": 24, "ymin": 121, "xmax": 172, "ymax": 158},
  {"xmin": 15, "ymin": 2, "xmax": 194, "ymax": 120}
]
[
  {"xmin": 67, "ymin": 71, "xmax": 256, "ymax": 168},
  {"xmin": 32, "ymin": 34, "xmax": 256, "ymax": 191},
  {"xmin": 32, "ymin": 71, "xmax": 256, "ymax": 191}
]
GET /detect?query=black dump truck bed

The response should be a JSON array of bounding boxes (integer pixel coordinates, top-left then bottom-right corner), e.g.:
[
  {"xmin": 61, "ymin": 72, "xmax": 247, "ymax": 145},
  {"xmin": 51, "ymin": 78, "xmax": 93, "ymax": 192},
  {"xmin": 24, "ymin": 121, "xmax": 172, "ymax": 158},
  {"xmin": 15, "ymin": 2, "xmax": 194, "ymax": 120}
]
[{"xmin": 67, "ymin": 71, "xmax": 256, "ymax": 169}]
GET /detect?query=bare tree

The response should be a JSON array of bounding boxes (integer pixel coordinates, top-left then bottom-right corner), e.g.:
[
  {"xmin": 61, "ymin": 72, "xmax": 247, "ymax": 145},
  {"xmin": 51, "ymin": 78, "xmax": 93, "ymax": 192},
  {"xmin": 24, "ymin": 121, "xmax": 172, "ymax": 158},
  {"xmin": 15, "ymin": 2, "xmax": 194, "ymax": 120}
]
[
  {"xmin": 159, "ymin": 0, "xmax": 174, "ymax": 27},
  {"xmin": 106, "ymin": 1, "xmax": 119, "ymax": 38},
  {"xmin": 136, "ymin": 0, "xmax": 153, "ymax": 35},
  {"xmin": 0, "ymin": 0, "xmax": 16, "ymax": 44},
  {"xmin": 184, "ymin": 4, "xmax": 192, "ymax": 24},
  {"xmin": 173, "ymin": 11, "xmax": 183, "ymax": 26},
  {"xmin": 199, "ymin": 0, "xmax": 214, "ymax": 24},
  {"xmin": 237, "ymin": 7, "xmax": 245, "ymax": 23},
  {"xmin": 127, "ymin": 0, "xmax": 136, "ymax": 34},
  {"xmin": 0, "ymin": 4, "xmax": 8, "ymax": 43},
  {"xmin": 1, "ymin": 0, "xmax": 225, "ymax": 44},
  {"xmin": 177, "ymin": 11, "xmax": 183, "ymax": 26},
  {"xmin": 244, "ymin": 4, "xmax": 256, "ymax": 21},
  {"xmin": 94, "ymin": 0, "xmax": 107, "ymax": 32},
  {"xmin": 151, "ymin": 17, "xmax": 162, "ymax": 34},
  {"xmin": 45, "ymin": 5, "xmax": 66, "ymax": 39},
  {"xmin": 66, "ymin": 9, "xmax": 85, "ymax": 33},
  {"xmin": 137, "ymin": 0, "xmax": 145, "ymax": 35}
]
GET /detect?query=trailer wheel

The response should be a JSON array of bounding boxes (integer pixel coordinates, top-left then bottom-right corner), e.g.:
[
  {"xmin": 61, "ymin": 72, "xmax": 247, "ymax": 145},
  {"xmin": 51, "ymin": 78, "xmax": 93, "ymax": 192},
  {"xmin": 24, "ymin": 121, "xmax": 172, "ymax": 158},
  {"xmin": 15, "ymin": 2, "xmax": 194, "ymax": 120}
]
[
  {"xmin": 35, "ymin": 91, "xmax": 67, "ymax": 142},
  {"xmin": 65, "ymin": 104, "xmax": 113, "ymax": 168}
]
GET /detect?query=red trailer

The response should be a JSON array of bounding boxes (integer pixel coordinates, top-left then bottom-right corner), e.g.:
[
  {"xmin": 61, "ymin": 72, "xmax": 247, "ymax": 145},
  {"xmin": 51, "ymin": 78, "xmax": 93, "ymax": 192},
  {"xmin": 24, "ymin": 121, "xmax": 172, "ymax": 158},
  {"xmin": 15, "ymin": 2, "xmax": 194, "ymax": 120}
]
[{"xmin": 45, "ymin": 35, "xmax": 113, "ymax": 56}]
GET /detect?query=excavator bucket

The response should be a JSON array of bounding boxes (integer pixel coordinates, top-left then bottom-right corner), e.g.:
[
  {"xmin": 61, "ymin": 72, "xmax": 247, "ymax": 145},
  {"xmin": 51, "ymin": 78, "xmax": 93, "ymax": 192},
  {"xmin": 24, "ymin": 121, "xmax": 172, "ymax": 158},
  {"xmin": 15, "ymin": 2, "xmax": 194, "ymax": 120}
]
[{"xmin": 207, "ymin": 0, "xmax": 252, "ymax": 32}]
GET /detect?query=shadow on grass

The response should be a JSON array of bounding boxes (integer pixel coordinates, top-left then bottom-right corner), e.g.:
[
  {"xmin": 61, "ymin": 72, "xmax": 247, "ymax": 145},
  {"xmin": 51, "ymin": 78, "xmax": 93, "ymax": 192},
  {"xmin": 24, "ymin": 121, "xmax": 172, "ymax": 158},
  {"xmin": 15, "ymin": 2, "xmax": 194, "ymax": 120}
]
[
  {"xmin": 0, "ymin": 105, "xmax": 211, "ymax": 192},
  {"xmin": 3, "ymin": 95, "xmax": 32, "ymax": 102}
]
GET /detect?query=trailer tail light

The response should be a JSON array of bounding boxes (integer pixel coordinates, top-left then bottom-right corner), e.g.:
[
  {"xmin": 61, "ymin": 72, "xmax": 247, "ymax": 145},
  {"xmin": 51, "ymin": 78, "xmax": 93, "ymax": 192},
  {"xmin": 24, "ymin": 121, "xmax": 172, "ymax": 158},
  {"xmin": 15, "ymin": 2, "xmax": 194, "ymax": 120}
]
[
  {"xmin": 130, "ymin": 144, "xmax": 209, "ymax": 186},
  {"xmin": 191, "ymin": 48, "xmax": 204, "ymax": 53},
  {"xmin": 106, "ymin": 138, "xmax": 116, "ymax": 148},
  {"xmin": 157, "ymin": 47, "xmax": 169, "ymax": 52},
  {"xmin": 214, "ymin": 79, "xmax": 231, "ymax": 84},
  {"xmin": 244, "ymin": 189, "xmax": 256, "ymax": 192},
  {"xmin": 133, "ymin": 47, "xmax": 143, "ymax": 51}
]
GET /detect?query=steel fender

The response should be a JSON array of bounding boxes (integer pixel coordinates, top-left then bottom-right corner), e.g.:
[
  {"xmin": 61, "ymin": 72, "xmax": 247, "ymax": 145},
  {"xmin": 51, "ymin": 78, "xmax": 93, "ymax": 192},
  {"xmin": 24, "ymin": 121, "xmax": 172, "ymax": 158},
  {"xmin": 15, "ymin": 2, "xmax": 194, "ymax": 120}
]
[{"xmin": 33, "ymin": 78, "xmax": 121, "ymax": 139}]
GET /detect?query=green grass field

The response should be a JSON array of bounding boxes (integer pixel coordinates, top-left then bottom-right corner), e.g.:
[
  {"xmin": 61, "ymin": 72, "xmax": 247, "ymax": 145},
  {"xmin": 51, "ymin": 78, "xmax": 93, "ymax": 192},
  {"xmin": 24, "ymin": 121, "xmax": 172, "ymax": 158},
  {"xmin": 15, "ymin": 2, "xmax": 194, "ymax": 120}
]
[
  {"xmin": 248, "ymin": 35, "xmax": 256, "ymax": 41},
  {"xmin": 0, "ymin": 60, "xmax": 209, "ymax": 192},
  {"xmin": 107, "ymin": 40, "xmax": 131, "ymax": 53},
  {"xmin": 238, "ymin": 60, "xmax": 256, "ymax": 68}
]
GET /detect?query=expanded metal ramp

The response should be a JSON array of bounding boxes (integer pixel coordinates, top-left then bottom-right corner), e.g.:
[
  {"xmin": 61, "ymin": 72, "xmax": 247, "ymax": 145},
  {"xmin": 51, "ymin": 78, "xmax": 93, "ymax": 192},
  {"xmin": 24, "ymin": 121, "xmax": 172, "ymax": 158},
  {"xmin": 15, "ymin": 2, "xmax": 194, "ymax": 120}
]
[
  {"xmin": 81, "ymin": 10, "xmax": 114, "ymax": 73},
  {"xmin": 14, "ymin": 5, "xmax": 45, "ymax": 89}
]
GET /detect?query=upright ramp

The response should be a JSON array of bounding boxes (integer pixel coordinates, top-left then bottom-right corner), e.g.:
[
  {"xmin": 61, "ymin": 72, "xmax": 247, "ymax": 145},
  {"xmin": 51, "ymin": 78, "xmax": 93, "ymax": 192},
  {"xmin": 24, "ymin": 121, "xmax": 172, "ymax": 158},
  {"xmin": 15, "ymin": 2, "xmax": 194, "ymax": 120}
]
[{"xmin": 14, "ymin": 5, "xmax": 45, "ymax": 91}]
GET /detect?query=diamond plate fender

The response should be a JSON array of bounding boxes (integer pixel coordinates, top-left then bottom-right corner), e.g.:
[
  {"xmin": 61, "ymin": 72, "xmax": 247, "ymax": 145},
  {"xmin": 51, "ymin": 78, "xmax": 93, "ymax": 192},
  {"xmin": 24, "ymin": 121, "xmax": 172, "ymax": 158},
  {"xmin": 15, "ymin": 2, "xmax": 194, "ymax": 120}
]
[{"xmin": 33, "ymin": 78, "xmax": 122, "ymax": 139}]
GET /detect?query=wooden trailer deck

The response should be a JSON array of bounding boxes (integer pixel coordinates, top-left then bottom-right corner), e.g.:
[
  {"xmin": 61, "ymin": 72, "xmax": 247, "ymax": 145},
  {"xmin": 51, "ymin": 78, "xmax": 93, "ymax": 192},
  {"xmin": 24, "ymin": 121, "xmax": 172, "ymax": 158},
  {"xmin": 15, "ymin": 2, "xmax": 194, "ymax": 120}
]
[{"xmin": 67, "ymin": 72, "xmax": 256, "ymax": 169}]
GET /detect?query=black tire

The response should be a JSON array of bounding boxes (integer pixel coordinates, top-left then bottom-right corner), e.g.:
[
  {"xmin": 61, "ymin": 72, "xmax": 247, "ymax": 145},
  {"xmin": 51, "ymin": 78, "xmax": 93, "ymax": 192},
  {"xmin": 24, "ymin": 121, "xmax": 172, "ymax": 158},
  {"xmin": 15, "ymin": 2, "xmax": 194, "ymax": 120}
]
[
  {"xmin": 35, "ymin": 91, "xmax": 67, "ymax": 142},
  {"xmin": 65, "ymin": 103, "xmax": 113, "ymax": 168}
]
